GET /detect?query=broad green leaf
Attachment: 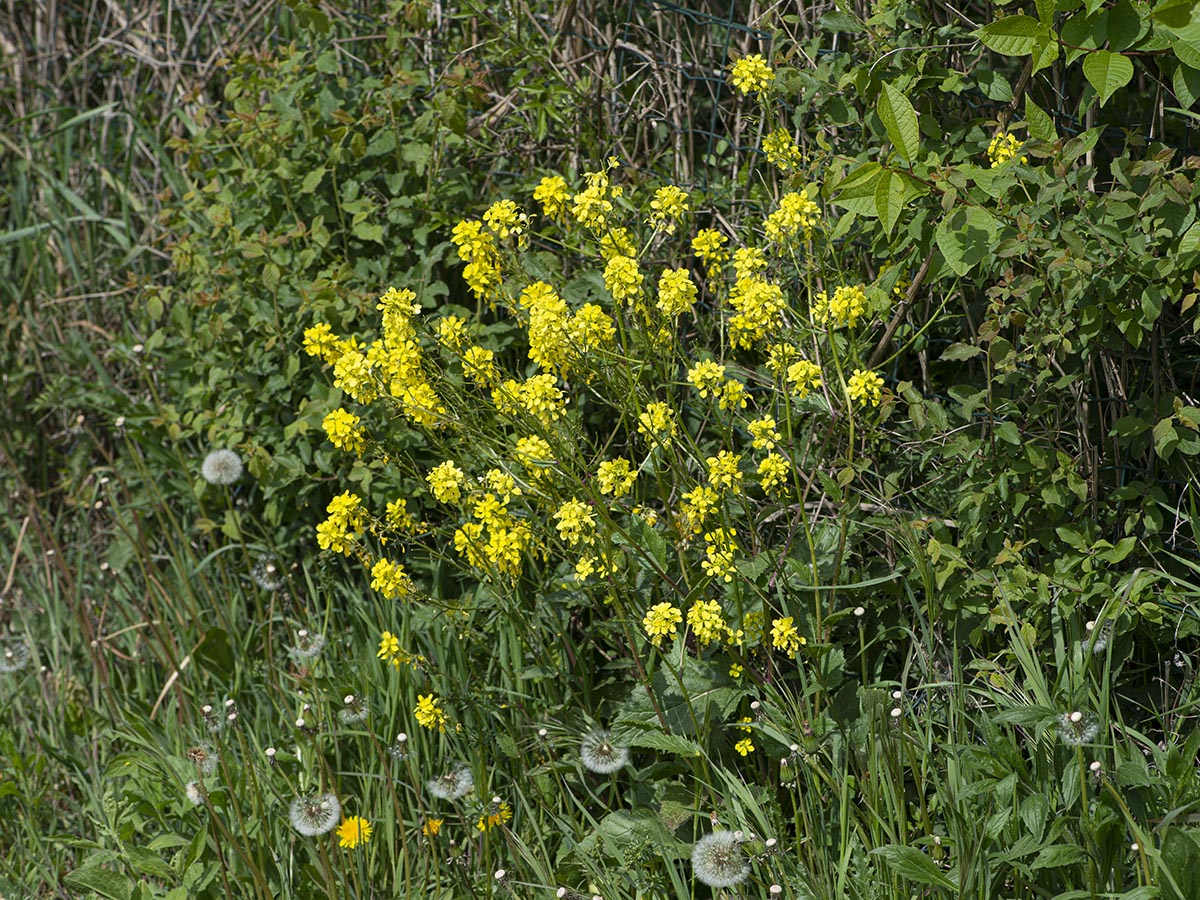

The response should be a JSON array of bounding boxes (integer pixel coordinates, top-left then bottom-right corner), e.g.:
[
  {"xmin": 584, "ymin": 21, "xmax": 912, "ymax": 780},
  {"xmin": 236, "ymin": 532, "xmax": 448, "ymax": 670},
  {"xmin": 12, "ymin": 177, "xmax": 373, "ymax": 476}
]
[
  {"xmin": 829, "ymin": 162, "xmax": 883, "ymax": 216},
  {"xmin": 878, "ymin": 82, "xmax": 920, "ymax": 162},
  {"xmin": 935, "ymin": 206, "xmax": 1000, "ymax": 276},
  {"xmin": 978, "ymin": 16, "xmax": 1048, "ymax": 56},
  {"xmin": 1083, "ymin": 50, "xmax": 1135, "ymax": 106},
  {"xmin": 613, "ymin": 726, "xmax": 705, "ymax": 758},
  {"xmin": 1181, "ymin": 221, "xmax": 1200, "ymax": 255},
  {"xmin": 1030, "ymin": 844, "xmax": 1088, "ymax": 868},
  {"xmin": 1031, "ymin": 32, "xmax": 1061, "ymax": 73},
  {"xmin": 352, "ymin": 221, "xmax": 384, "ymax": 243},
  {"xmin": 1154, "ymin": 0, "xmax": 1200, "ymax": 29},
  {"xmin": 64, "ymin": 866, "xmax": 132, "ymax": 900},
  {"xmin": 940, "ymin": 342, "xmax": 983, "ymax": 361},
  {"xmin": 1025, "ymin": 96, "xmax": 1057, "ymax": 142},
  {"xmin": 874, "ymin": 169, "xmax": 906, "ymax": 234},
  {"xmin": 995, "ymin": 421, "xmax": 1021, "ymax": 445},
  {"xmin": 1106, "ymin": 0, "xmax": 1145, "ymax": 51},
  {"xmin": 870, "ymin": 845, "xmax": 957, "ymax": 891},
  {"xmin": 1035, "ymin": 0, "xmax": 1054, "ymax": 25},
  {"xmin": 1174, "ymin": 63, "xmax": 1200, "ymax": 108},
  {"xmin": 1175, "ymin": 39, "xmax": 1200, "ymax": 69}
]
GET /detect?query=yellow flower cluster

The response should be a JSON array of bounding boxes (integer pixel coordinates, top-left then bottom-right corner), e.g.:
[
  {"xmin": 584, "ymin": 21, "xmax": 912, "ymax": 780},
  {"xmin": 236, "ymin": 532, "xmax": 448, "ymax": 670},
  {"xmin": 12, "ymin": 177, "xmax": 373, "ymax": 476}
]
[
  {"xmin": 637, "ymin": 401, "xmax": 677, "ymax": 443},
  {"xmin": 758, "ymin": 453, "xmax": 791, "ymax": 496},
  {"xmin": 763, "ymin": 128, "xmax": 804, "ymax": 172},
  {"xmin": 315, "ymin": 491, "xmax": 365, "ymax": 556},
  {"xmin": 730, "ymin": 53, "xmax": 774, "ymax": 95},
  {"xmin": 451, "ymin": 219, "xmax": 501, "ymax": 299},
  {"xmin": 656, "ymin": 267, "xmax": 698, "ymax": 317},
  {"xmin": 572, "ymin": 160, "xmax": 621, "ymax": 231},
  {"xmin": 771, "ymin": 616, "xmax": 807, "ymax": 658},
  {"xmin": 386, "ymin": 498, "xmax": 421, "ymax": 533},
  {"xmin": 763, "ymin": 189, "xmax": 821, "ymax": 243},
  {"xmin": 492, "ymin": 373, "xmax": 566, "ymax": 424},
  {"xmin": 718, "ymin": 379, "xmax": 748, "ymax": 411},
  {"xmin": 648, "ymin": 185, "xmax": 689, "ymax": 233},
  {"xmin": 987, "ymin": 132, "xmax": 1027, "ymax": 167},
  {"xmin": 427, "ymin": 461, "xmax": 466, "ymax": 503},
  {"xmin": 604, "ymin": 255, "xmax": 643, "ymax": 305},
  {"xmin": 687, "ymin": 360, "xmax": 726, "ymax": 398},
  {"xmin": 728, "ymin": 275, "xmax": 785, "ymax": 349},
  {"xmin": 323, "ymin": 408, "xmax": 365, "ymax": 454},
  {"xmin": 519, "ymin": 281, "xmax": 613, "ymax": 377},
  {"xmin": 414, "ymin": 694, "xmax": 447, "ymax": 732},
  {"xmin": 554, "ymin": 498, "xmax": 596, "ymax": 546},
  {"xmin": 701, "ymin": 527, "xmax": 739, "ymax": 581},
  {"xmin": 596, "ymin": 458, "xmax": 637, "ymax": 498},
  {"xmin": 847, "ymin": 369, "xmax": 884, "ymax": 408},
  {"xmin": 706, "ymin": 450, "xmax": 743, "ymax": 495},
  {"xmin": 643, "ymin": 601, "xmax": 683, "ymax": 647},
  {"xmin": 378, "ymin": 631, "xmax": 425, "ymax": 669},
  {"xmin": 370, "ymin": 558, "xmax": 411, "ymax": 600},
  {"xmin": 435, "ymin": 315, "xmax": 468, "ymax": 349},
  {"xmin": 302, "ymin": 322, "xmax": 341, "ymax": 364},
  {"xmin": 462, "ymin": 345, "xmax": 499, "ymax": 386},
  {"xmin": 679, "ymin": 485, "xmax": 719, "ymax": 534},
  {"xmin": 687, "ymin": 599, "xmax": 731, "ymax": 647},
  {"xmin": 534, "ymin": 175, "xmax": 571, "ymax": 220},
  {"xmin": 748, "ymin": 416, "xmax": 780, "ymax": 450},
  {"xmin": 733, "ymin": 247, "xmax": 767, "ymax": 279},
  {"xmin": 813, "ymin": 284, "xmax": 868, "ymax": 329},
  {"xmin": 786, "ymin": 359, "xmax": 823, "ymax": 398},
  {"xmin": 483, "ymin": 198, "xmax": 528, "ymax": 244},
  {"xmin": 692, "ymin": 228, "xmax": 729, "ymax": 279},
  {"xmin": 477, "ymin": 798, "xmax": 513, "ymax": 832}
]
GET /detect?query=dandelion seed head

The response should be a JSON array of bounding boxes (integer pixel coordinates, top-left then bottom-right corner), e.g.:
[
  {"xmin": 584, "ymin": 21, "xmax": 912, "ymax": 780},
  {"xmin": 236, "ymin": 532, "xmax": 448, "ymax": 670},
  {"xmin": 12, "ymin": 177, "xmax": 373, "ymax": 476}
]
[
  {"xmin": 691, "ymin": 830, "xmax": 749, "ymax": 888},
  {"xmin": 0, "ymin": 642, "xmax": 30, "ymax": 674},
  {"xmin": 427, "ymin": 763, "xmax": 474, "ymax": 801},
  {"xmin": 251, "ymin": 556, "xmax": 286, "ymax": 591},
  {"xmin": 201, "ymin": 449, "xmax": 243, "ymax": 486},
  {"xmin": 289, "ymin": 793, "xmax": 341, "ymax": 836},
  {"xmin": 580, "ymin": 729, "xmax": 629, "ymax": 774},
  {"xmin": 186, "ymin": 742, "xmax": 218, "ymax": 776},
  {"xmin": 185, "ymin": 781, "xmax": 204, "ymax": 805},
  {"xmin": 1057, "ymin": 710, "xmax": 1100, "ymax": 746},
  {"xmin": 287, "ymin": 630, "xmax": 325, "ymax": 662}
]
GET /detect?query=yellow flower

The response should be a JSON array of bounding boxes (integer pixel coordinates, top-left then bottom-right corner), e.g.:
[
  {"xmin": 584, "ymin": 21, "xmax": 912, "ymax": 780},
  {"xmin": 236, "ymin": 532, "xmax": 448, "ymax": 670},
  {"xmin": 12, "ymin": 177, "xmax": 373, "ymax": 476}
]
[
  {"xmin": 476, "ymin": 798, "xmax": 513, "ymax": 832},
  {"xmin": 771, "ymin": 616, "xmax": 807, "ymax": 658},
  {"xmin": 692, "ymin": 228, "xmax": 729, "ymax": 279},
  {"xmin": 302, "ymin": 322, "xmax": 341, "ymax": 364},
  {"xmin": 643, "ymin": 602, "xmax": 683, "ymax": 647},
  {"xmin": 483, "ymin": 198, "xmax": 528, "ymax": 242},
  {"xmin": 816, "ymin": 284, "xmax": 867, "ymax": 329},
  {"xmin": 423, "ymin": 818, "xmax": 443, "ymax": 837},
  {"xmin": 730, "ymin": 53, "xmax": 774, "ymax": 95},
  {"xmin": 370, "ymin": 558, "xmax": 411, "ymax": 600},
  {"xmin": 333, "ymin": 348, "xmax": 378, "ymax": 404},
  {"xmin": 706, "ymin": 450, "xmax": 743, "ymax": 495},
  {"xmin": 728, "ymin": 275, "xmax": 785, "ymax": 349},
  {"xmin": 679, "ymin": 485, "xmax": 719, "ymax": 534},
  {"xmin": 758, "ymin": 453, "xmax": 791, "ymax": 496},
  {"xmin": 427, "ymin": 461, "xmax": 466, "ymax": 503},
  {"xmin": 315, "ymin": 491, "xmax": 365, "ymax": 556},
  {"xmin": 786, "ymin": 359, "xmax": 823, "ymax": 399},
  {"xmin": 597, "ymin": 458, "xmax": 637, "ymax": 498},
  {"xmin": 322, "ymin": 408, "xmax": 365, "ymax": 454},
  {"xmin": 987, "ymin": 132, "xmax": 1027, "ymax": 167},
  {"xmin": 718, "ymin": 380, "xmax": 748, "ymax": 411},
  {"xmin": 734, "ymin": 737, "xmax": 755, "ymax": 756},
  {"xmin": 748, "ymin": 416, "xmax": 781, "ymax": 450},
  {"xmin": 554, "ymin": 498, "xmax": 596, "ymax": 547},
  {"xmin": 688, "ymin": 599, "xmax": 729, "ymax": 647},
  {"xmin": 462, "ymin": 345, "xmax": 499, "ymax": 386},
  {"xmin": 648, "ymin": 185, "xmax": 689, "ymax": 233},
  {"xmin": 377, "ymin": 631, "xmax": 400, "ymax": 661},
  {"xmin": 534, "ymin": 175, "xmax": 570, "ymax": 220},
  {"xmin": 637, "ymin": 401, "xmax": 678, "ymax": 443},
  {"xmin": 847, "ymin": 369, "xmax": 884, "ymax": 408},
  {"xmin": 604, "ymin": 255, "xmax": 643, "ymax": 304},
  {"xmin": 656, "ymin": 268, "xmax": 698, "ymax": 317},
  {"xmin": 435, "ymin": 315, "xmax": 469, "ymax": 349},
  {"xmin": 336, "ymin": 815, "xmax": 372, "ymax": 849},
  {"xmin": 763, "ymin": 189, "xmax": 821, "ymax": 243},
  {"xmin": 763, "ymin": 128, "xmax": 804, "ymax": 172},
  {"xmin": 701, "ymin": 527, "xmax": 739, "ymax": 582},
  {"xmin": 729, "ymin": 663, "xmax": 744, "ymax": 678},
  {"xmin": 415, "ymin": 694, "xmax": 447, "ymax": 732}
]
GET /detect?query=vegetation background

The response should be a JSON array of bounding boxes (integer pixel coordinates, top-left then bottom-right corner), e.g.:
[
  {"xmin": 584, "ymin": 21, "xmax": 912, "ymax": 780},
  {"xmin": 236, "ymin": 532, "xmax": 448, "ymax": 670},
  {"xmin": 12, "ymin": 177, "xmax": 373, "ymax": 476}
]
[{"xmin": 2, "ymin": 0, "xmax": 1200, "ymax": 898}]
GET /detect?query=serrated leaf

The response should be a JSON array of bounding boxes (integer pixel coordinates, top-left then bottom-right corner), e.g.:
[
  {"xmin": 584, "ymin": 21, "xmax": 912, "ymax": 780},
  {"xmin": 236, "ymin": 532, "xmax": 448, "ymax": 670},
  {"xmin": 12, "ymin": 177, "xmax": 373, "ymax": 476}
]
[
  {"xmin": 979, "ymin": 15, "xmax": 1047, "ymax": 56},
  {"xmin": 870, "ymin": 845, "xmax": 957, "ymax": 891},
  {"xmin": 1025, "ymin": 97, "xmax": 1057, "ymax": 142},
  {"xmin": 1083, "ymin": 50, "xmax": 1135, "ymax": 106},
  {"xmin": 614, "ymin": 726, "xmax": 705, "ymax": 758},
  {"xmin": 878, "ymin": 82, "xmax": 920, "ymax": 162}
]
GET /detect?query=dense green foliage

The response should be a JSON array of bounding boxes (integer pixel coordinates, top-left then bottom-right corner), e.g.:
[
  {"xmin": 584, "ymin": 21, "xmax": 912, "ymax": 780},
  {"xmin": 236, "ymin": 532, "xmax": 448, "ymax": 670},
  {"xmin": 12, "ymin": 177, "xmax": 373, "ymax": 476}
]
[{"xmin": 3, "ymin": 1, "xmax": 1200, "ymax": 899}]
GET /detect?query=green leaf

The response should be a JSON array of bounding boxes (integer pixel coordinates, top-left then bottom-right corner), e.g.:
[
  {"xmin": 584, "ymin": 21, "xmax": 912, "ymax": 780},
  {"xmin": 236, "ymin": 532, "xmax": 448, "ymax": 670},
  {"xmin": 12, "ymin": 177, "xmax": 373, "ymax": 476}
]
[
  {"xmin": 613, "ymin": 725, "xmax": 705, "ymax": 758},
  {"xmin": 299, "ymin": 166, "xmax": 326, "ymax": 194},
  {"xmin": 64, "ymin": 866, "xmax": 132, "ymax": 900},
  {"xmin": 940, "ymin": 342, "xmax": 983, "ymax": 361},
  {"xmin": 995, "ymin": 421, "xmax": 1021, "ymax": 445},
  {"xmin": 1083, "ymin": 50, "xmax": 1135, "ymax": 106},
  {"xmin": 1030, "ymin": 843, "xmax": 1088, "ymax": 868},
  {"xmin": 352, "ymin": 221, "xmax": 384, "ymax": 243},
  {"xmin": 1025, "ymin": 96, "xmax": 1057, "ymax": 142},
  {"xmin": 1106, "ymin": 0, "xmax": 1145, "ymax": 51},
  {"xmin": 870, "ymin": 845, "xmax": 957, "ymax": 891},
  {"xmin": 1174, "ymin": 63, "xmax": 1200, "ymax": 108},
  {"xmin": 878, "ymin": 82, "xmax": 921, "ymax": 162},
  {"xmin": 829, "ymin": 162, "xmax": 883, "ymax": 216},
  {"xmin": 935, "ymin": 206, "xmax": 1000, "ymax": 276},
  {"xmin": 874, "ymin": 170, "xmax": 906, "ymax": 234},
  {"xmin": 978, "ymin": 15, "xmax": 1048, "ymax": 56},
  {"xmin": 1154, "ymin": 0, "xmax": 1200, "ymax": 29}
]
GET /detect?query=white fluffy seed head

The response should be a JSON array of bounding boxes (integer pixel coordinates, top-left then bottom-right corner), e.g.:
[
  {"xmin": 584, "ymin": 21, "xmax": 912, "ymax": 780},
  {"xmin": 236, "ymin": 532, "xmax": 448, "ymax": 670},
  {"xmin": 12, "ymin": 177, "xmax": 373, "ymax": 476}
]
[{"xmin": 691, "ymin": 831, "xmax": 750, "ymax": 888}]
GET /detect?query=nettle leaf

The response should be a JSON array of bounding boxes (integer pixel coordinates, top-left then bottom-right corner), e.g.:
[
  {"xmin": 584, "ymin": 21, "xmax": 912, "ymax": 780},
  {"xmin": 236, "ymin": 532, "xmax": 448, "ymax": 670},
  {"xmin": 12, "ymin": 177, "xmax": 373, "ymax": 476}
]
[
  {"xmin": 1084, "ymin": 50, "xmax": 1135, "ymax": 106},
  {"xmin": 878, "ymin": 82, "xmax": 920, "ymax": 162},
  {"xmin": 1025, "ymin": 96, "xmax": 1057, "ymax": 142},
  {"xmin": 979, "ymin": 15, "xmax": 1048, "ymax": 57}
]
